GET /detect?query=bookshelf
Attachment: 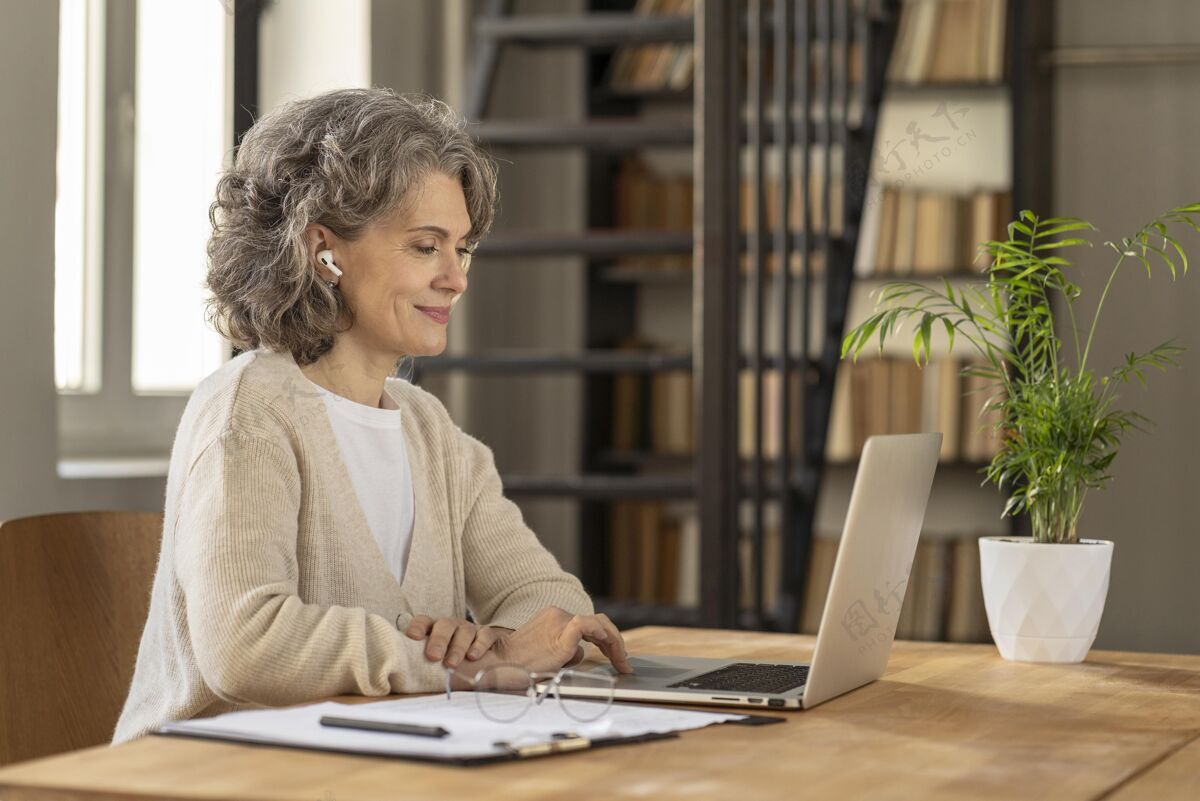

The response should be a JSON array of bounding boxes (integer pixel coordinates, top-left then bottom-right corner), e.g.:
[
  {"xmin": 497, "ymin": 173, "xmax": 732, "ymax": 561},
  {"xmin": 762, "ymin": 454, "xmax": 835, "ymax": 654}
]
[
  {"xmin": 418, "ymin": 0, "xmax": 1058, "ymax": 641},
  {"xmin": 570, "ymin": 0, "xmax": 1053, "ymax": 643},
  {"xmin": 808, "ymin": 0, "xmax": 1053, "ymax": 644}
]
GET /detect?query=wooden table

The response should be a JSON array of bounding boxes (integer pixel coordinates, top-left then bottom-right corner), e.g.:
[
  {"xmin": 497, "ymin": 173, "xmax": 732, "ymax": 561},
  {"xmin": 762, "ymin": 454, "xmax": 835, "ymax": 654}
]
[{"xmin": 1, "ymin": 626, "xmax": 1198, "ymax": 801}]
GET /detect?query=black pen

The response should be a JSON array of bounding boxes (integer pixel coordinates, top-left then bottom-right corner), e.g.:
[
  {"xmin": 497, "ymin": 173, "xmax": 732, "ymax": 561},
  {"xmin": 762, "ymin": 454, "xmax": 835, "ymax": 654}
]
[{"xmin": 319, "ymin": 715, "xmax": 450, "ymax": 738}]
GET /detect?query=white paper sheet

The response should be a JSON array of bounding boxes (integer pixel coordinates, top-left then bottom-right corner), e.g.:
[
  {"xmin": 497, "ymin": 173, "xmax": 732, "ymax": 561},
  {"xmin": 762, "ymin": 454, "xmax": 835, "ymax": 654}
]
[{"xmin": 158, "ymin": 692, "xmax": 747, "ymax": 761}]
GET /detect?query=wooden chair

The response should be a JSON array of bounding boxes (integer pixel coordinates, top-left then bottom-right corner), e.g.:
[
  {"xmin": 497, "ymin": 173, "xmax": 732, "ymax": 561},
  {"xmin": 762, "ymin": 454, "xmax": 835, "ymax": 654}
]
[{"xmin": 0, "ymin": 511, "xmax": 162, "ymax": 766}]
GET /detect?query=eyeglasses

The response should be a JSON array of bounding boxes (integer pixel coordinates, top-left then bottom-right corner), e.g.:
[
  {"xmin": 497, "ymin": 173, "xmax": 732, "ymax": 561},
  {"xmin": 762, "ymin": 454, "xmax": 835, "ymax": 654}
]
[{"xmin": 444, "ymin": 662, "xmax": 617, "ymax": 723}]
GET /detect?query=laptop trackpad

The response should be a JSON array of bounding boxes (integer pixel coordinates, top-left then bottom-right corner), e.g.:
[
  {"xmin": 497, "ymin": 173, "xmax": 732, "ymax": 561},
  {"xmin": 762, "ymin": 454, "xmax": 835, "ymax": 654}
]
[
  {"xmin": 590, "ymin": 657, "xmax": 697, "ymax": 680},
  {"xmin": 624, "ymin": 660, "xmax": 694, "ymax": 679}
]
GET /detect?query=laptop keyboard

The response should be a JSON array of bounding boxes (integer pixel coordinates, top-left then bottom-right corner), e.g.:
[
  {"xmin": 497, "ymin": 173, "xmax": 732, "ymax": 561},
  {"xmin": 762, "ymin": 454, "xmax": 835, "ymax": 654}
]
[{"xmin": 667, "ymin": 663, "xmax": 810, "ymax": 695}]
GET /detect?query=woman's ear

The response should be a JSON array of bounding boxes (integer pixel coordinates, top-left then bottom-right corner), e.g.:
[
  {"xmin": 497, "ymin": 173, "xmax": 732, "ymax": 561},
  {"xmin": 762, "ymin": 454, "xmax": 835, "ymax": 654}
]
[{"xmin": 303, "ymin": 223, "xmax": 341, "ymax": 284}]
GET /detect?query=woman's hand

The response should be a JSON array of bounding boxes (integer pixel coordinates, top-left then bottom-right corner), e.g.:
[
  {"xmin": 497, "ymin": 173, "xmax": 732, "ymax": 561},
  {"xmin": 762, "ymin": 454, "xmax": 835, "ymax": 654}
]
[
  {"xmin": 403, "ymin": 615, "xmax": 509, "ymax": 669},
  {"xmin": 485, "ymin": 607, "xmax": 634, "ymax": 675}
]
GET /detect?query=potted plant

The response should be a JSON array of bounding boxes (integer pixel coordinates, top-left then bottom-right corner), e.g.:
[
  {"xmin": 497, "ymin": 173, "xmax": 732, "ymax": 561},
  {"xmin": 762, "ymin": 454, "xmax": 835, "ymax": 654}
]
[{"xmin": 841, "ymin": 203, "xmax": 1200, "ymax": 663}]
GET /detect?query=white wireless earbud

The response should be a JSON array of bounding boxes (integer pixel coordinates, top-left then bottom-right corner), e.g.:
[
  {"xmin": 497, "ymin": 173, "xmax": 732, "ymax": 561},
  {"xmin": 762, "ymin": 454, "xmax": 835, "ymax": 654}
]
[{"xmin": 317, "ymin": 249, "xmax": 343, "ymax": 277}]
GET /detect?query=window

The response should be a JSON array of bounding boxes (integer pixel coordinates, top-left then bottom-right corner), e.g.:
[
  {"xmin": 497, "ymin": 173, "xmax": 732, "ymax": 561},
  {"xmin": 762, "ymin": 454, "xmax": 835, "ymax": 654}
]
[
  {"xmin": 131, "ymin": 0, "xmax": 231, "ymax": 392},
  {"xmin": 54, "ymin": 0, "xmax": 104, "ymax": 393},
  {"xmin": 56, "ymin": 0, "xmax": 234, "ymax": 467}
]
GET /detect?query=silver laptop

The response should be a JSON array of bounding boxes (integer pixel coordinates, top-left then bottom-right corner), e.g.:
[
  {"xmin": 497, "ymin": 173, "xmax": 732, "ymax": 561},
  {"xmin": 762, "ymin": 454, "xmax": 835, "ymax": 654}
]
[{"xmin": 561, "ymin": 433, "xmax": 941, "ymax": 711}]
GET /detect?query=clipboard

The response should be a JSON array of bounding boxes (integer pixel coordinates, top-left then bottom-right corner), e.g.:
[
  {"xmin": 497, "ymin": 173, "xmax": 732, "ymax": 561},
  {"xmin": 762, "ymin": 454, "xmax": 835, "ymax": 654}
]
[
  {"xmin": 154, "ymin": 695, "xmax": 763, "ymax": 766},
  {"xmin": 155, "ymin": 725, "xmax": 683, "ymax": 766}
]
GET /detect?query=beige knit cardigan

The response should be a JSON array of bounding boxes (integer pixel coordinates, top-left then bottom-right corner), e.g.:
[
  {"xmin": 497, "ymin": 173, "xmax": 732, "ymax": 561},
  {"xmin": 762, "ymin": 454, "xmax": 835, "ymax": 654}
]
[{"xmin": 112, "ymin": 348, "xmax": 593, "ymax": 744}]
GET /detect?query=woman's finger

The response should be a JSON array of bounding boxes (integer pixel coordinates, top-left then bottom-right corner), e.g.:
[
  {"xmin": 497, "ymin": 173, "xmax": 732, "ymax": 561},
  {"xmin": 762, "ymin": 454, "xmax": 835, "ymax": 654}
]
[
  {"xmin": 442, "ymin": 624, "xmax": 478, "ymax": 669},
  {"xmin": 558, "ymin": 615, "xmax": 608, "ymax": 663},
  {"xmin": 405, "ymin": 614, "xmax": 434, "ymax": 641},
  {"xmin": 580, "ymin": 629, "xmax": 623, "ymax": 671},
  {"xmin": 564, "ymin": 645, "xmax": 586, "ymax": 668},
  {"xmin": 426, "ymin": 618, "xmax": 461, "ymax": 661},
  {"xmin": 594, "ymin": 613, "xmax": 634, "ymax": 673},
  {"xmin": 466, "ymin": 627, "xmax": 502, "ymax": 661}
]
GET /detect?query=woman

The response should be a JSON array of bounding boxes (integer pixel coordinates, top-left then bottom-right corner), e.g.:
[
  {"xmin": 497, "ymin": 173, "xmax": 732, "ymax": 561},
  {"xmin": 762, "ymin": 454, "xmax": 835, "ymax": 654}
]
[{"xmin": 113, "ymin": 88, "xmax": 632, "ymax": 744}]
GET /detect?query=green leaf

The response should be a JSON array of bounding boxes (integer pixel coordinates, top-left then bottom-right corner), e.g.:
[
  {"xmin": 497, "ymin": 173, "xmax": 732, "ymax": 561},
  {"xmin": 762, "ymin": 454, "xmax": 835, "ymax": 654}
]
[
  {"xmin": 1164, "ymin": 234, "xmax": 1189, "ymax": 275},
  {"xmin": 840, "ymin": 331, "xmax": 856, "ymax": 359},
  {"xmin": 942, "ymin": 317, "xmax": 956, "ymax": 353},
  {"xmin": 1032, "ymin": 222, "xmax": 1095, "ymax": 238},
  {"xmin": 1032, "ymin": 238, "xmax": 1091, "ymax": 252},
  {"xmin": 1137, "ymin": 252, "xmax": 1152, "ymax": 276},
  {"xmin": 920, "ymin": 313, "xmax": 934, "ymax": 366}
]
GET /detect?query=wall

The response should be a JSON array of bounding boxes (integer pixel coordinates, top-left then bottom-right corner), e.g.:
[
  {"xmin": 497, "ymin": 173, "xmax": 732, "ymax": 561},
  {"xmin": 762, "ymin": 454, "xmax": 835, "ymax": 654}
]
[
  {"xmin": 259, "ymin": 0, "xmax": 370, "ymax": 112},
  {"xmin": 1055, "ymin": 0, "xmax": 1200, "ymax": 653},
  {"xmin": 0, "ymin": 0, "xmax": 167, "ymax": 524}
]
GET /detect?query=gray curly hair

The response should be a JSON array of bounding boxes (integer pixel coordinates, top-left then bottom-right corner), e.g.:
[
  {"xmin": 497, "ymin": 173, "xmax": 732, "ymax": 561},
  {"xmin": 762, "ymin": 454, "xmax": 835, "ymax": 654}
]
[{"xmin": 204, "ymin": 87, "xmax": 499, "ymax": 366}]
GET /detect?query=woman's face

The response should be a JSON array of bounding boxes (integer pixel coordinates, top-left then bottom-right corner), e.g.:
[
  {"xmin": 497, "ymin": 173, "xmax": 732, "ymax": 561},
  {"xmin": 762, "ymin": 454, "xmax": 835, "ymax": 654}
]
[{"xmin": 332, "ymin": 172, "xmax": 473, "ymax": 358}]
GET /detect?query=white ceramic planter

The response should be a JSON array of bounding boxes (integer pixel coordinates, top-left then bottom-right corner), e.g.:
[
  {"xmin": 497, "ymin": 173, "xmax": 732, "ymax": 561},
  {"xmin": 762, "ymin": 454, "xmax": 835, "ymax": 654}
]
[{"xmin": 978, "ymin": 537, "xmax": 1114, "ymax": 663}]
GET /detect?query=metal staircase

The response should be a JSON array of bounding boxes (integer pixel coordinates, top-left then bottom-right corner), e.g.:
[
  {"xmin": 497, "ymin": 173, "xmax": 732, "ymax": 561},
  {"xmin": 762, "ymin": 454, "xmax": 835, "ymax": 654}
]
[{"xmin": 419, "ymin": 0, "xmax": 902, "ymax": 633}]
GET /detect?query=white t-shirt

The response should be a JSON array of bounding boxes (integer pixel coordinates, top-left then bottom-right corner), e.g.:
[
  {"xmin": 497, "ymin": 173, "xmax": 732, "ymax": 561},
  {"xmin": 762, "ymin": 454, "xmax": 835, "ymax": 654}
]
[{"xmin": 304, "ymin": 377, "xmax": 415, "ymax": 585}]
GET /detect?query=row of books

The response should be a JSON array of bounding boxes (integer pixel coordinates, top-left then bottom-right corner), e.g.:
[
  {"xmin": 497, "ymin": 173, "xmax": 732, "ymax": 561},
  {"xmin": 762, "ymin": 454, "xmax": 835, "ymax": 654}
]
[
  {"xmin": 621, "ymin": 368, "xmax": 695, "ymax": 455},
  {"xmin": 610, "ymin": 353, "xmax": 1003, "ymax": 464},
  {"xmin": 612, "ymin": 363, "xmax": 801, "ymax": 459},
  {"xmin": 737, "ymin": 155, "xmax": 846, "ymax": 265},
  {"xmin": 888, "ymin": 0, "xmax": 1008, "ymax": 84},
  {"xmin": 609, "ymin": 0, "xmax": 1006, "ymax": 92},
  {"xmin": 612, "ymin": 154, "xmax": 841, "ymax": 275},
  {"xmin": 797, "ymin": 533, "xmax": 991, "ymax": 642},
  {"xmin": 606, "ymin": 0, "xmax": 867, "ymax": 93},
  {"xmin": 606, "ymin": 502, "xmax": 993, "ymax": 643},
  {"xmin": 606, "ymin": 0, "xmax": 695, "ymax": 93},
  {"xmin": 613, "ymin": 156, "xmax": 692, "ymax": 271},
  {"xmin": 829, "ymin": 356, "xmax": 1003, "ymax": 464},
  {"xmin": 608, "ymin": 501, "xmax": 693, "ymax": 605},
  {"xmin": 855, "ymin": 187, "xmax": 1011, "ymax": 276}
]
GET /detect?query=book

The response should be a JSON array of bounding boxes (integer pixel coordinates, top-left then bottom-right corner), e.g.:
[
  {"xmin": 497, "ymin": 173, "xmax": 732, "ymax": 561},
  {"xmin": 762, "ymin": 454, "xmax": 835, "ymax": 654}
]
[
  {"xmin": 656, "ymin": 514, "xmax": 682, "ymax": 604},
  {"xmin": 912, "ymin": 191, "xmax": 944, "ymax": 273},
  {"xmin": 886, "ymin": 0, "xmax": 918, "ymax": 84},
  {"xmin": 663, "ymin": 173, "xmax": 693, "ymax": 271},
  {"xmin": 613, "ymin": 156, "xmax": 654, "ymax": 269},
  {"xmin": 832, "ymin": 356, "xmax": 965, "ymax": 462},
  {"xmin": 644, "ymin": 0, "xmax": 686, "ymax": 89},
  {"xmin": 677, "ymin": 513, "xmax": 700, "ymax": 606},
  {"xmin": 911, "ymin": 538, "xmax": 949, "ymax": 641},
  {"xmin": 920, "ymin": 357, "xmax": 962, "ymax": 462},
  {"xmin": 945, "ymin": 535, "xmax": 992, "ymax": 642},
  {"xmin": 799, "ymin": 536, "xmax": 839, "ymax": 634},
  {"xmin": 609, "ymin": 502, "xmax": 636, "ymax": 601},
  {"xmin": 892, "ymin": 188, "xmax": 918, "ymax": 274},
  {"xmin": 612, "ymin": 338, "xmax": 648, "ymax": 452},
  {"xmin": 897, "ymin": 0, "xmax": 941, "ymax": 84},
  {"xmin": 889, "ymin": 0, "xmax": 1009, "ymax": 84},
  {"xmin": 983, "ymin": 0, "xmax": 1008, "ymax": 80},
  {"xmin": 667, "ymin": 19, "xmax": 696, "ymax": 91},
  {"xmin": 855, "ymin": 181, "xmax": 884, "ymax": 276},
  {"xmin": 929, "ymin": 0, "xmax": 976, "ymax": 82},
  {"xmin": 826, "ymin": 365, "xmax": 855, "ymax": 462},
  {"xmin": 874, "ymin": 185, "xmax": 900, "ymax": 275},
  {"xmin": 649, "ymin": 370, "xmax": 693, "ymax": 454},
  {"xmin": 890, "ymin": 358, "xmax": 924, "ymax": 435},
  {"xmin": 607, "ymin": 0, "xmax": 661, "ymax": 89},
  {"xmin": 960, "ymin": 363, "xmax": 1003, "ymax": 462},
  {"xmin": 636, "ymin": 502, "xmax": 663, "ymax": 604}
]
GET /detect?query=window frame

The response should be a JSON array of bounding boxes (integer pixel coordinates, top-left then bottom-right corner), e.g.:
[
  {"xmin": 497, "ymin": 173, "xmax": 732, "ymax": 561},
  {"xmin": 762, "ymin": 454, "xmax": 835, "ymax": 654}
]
[{"xmin": 57, "ymin": 0, "xmax": 235, "ymax": 467}]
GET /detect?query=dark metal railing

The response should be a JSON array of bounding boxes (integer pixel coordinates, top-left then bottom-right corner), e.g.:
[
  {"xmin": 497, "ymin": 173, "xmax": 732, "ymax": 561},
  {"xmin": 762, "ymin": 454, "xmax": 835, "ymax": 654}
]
[{"xmin": 454, "ymin": 0, "xmax": 902, "ymax": 633}]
